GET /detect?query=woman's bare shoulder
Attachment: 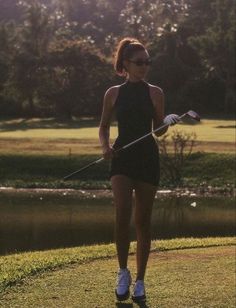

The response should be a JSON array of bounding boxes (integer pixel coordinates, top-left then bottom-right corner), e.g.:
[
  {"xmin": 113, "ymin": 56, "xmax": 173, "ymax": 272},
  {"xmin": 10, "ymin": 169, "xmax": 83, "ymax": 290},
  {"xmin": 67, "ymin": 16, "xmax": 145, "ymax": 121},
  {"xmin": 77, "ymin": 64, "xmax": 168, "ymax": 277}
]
[
  {"xmin": 104, "ymin": 85, "xmax": 121, "ymax": 98},
  {"xmin": 147, "ymin": 83, "xmax": 163, "ymax": 97},
  {"xmin": 103, "ymin": 85, "xmax": 121, "ymax": 108}
]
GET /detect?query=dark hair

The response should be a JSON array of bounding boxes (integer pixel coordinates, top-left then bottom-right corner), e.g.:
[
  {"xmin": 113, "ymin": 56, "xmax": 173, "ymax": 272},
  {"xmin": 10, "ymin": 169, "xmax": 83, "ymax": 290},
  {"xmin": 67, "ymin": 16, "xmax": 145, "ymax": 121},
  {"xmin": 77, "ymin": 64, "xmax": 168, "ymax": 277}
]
[{"xmin": 114, "ymin": 37, "xmax": 146, "ymax": 76}]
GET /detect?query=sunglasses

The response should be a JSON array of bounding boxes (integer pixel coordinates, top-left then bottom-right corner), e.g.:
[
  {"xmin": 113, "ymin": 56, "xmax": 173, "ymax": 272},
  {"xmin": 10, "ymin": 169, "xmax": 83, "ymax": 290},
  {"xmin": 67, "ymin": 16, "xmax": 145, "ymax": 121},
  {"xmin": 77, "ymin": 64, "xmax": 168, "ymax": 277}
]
[{"xmin": 128, "ymin": 58, "xmax": 152, "ymax": 66}]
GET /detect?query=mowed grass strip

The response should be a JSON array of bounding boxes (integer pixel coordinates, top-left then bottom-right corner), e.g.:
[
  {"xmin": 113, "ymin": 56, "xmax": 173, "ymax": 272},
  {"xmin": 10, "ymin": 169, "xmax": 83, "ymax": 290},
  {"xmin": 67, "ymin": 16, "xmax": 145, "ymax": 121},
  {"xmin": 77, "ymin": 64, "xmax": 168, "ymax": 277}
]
[
  {"xmin": 0, "ymin": 118, "xmax": 235, "ymax": 156},
  {"xmin": 0, "ymin": 118, "xmax": 235, "ymax": 142},
  {"xmin": 0, "ymin": 237, "xmax": 235, "ymax": 294},
  {"xmin": 0, "ymin": 245, "xmax": 235, "ymax": 307},
  {"xmin": 0, "ymin": 138, "xmax": 235, "ymax": 155},
  {"xmin": 0, "ymin": 138, "xmax": 102, "ymax": 155}
]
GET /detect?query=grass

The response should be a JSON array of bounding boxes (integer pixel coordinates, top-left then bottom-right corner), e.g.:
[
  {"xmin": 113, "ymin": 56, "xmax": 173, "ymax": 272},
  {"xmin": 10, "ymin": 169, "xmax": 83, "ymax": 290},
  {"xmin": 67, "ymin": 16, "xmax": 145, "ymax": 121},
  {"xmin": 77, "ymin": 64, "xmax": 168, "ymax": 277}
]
[
  {"xmin": 169, "ymin": 119, "xmax": 235, "ymax": 142},
  {"xmin": 1, "ymin": 248, "xmax": 235, "ymax": 307},
  {"xmin": 0, "ymin": 119, "xmax": 236, "ymax": 308},
  {"xmin": 0, "ymin": 117, "xmax": 235, "ymax": 189},
  {"xmin": 0, "ymin": 237, "xmax": 235, "ymax": 294},
  {"xmin": 0, "ymin": 137, "xmax": 235, "ymax": 157},
  {"xmin": 4, "ymin": 247, "xmax": 233, "ymax": 307},
  {"xmin": 0, "ymin": 118, "xmax": 235, "ymax": 306},
  {"xmin": 0, "ymin": 152, "xmax": 235, "ymax": 189},
  {"xmin": 0, "ymin": 118, "xmax": 235, "ymax": 156},
  {"xmin": 182, "ymin": 152, "xmax": 236, "ymax": 187},
  {"xmin": 0, "ymin": 117, "xmax": 235, "ymax": 142}
]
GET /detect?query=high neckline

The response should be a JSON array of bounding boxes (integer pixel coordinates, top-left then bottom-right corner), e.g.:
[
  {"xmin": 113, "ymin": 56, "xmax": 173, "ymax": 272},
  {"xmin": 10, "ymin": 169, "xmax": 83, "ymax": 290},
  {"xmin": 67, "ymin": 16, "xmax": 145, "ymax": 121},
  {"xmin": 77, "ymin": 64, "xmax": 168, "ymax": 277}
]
[{"xmin": 126, "ymin": 79, "xmax": 145, "ymax": 85}]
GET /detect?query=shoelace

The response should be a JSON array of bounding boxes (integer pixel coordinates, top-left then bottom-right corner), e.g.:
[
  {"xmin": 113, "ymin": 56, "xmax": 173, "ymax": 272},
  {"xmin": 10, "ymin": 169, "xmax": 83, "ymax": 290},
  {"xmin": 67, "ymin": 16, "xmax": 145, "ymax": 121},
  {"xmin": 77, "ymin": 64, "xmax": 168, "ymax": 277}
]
[
  {"xmin": 117, "ymin": 271, "xmax": 130, "ymax": 286},
  {"xmin": 134, "ymin": 281, "xmax": 145, "ymax": 296}
]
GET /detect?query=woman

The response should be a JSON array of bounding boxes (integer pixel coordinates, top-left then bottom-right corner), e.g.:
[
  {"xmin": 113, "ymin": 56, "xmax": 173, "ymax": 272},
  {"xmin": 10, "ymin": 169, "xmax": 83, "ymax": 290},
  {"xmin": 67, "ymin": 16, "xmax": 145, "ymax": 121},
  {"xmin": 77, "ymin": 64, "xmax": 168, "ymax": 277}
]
[{"xmin": 99, "ymin": 37, "xmax": 179, "ymax": 303}]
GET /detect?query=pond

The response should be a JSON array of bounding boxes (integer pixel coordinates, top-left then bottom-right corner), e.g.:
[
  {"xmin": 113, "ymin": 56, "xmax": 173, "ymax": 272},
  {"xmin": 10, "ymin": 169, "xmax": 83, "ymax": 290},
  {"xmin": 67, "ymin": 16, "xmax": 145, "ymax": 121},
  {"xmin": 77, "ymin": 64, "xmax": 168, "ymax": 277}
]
[{"xmin": 0, "ymin": 189, "xmax": 235, "ymax": 255}]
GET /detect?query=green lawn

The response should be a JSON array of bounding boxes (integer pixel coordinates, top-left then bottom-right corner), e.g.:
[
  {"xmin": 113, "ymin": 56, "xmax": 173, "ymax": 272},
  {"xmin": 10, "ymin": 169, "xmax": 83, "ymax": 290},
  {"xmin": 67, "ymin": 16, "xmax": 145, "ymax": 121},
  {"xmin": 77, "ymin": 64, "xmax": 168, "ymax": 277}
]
[
  {"xmin": 0, "ymin": 238, "xmax": 235, "ymax": 307},
  {"xmin": 0, "ymin": 117, "xmax": 235, "ymax": 189},
  {"xmin": 0, "ymin": 152, "xmax": 234, "ymax": 189},
  {"xmin": 0, "ymin": 117, "xmax": 235, "ymax": 142},
  {"xmin": 169, "ymin": 119, "xmax": 235, "ymax": 143},
  {"xmin": 0, "ymin": 237, "xmax": 235, "ymax": 293},
  {"xmin": 0, "ymin": 118, "xmax": 235, "ymax": 156}
]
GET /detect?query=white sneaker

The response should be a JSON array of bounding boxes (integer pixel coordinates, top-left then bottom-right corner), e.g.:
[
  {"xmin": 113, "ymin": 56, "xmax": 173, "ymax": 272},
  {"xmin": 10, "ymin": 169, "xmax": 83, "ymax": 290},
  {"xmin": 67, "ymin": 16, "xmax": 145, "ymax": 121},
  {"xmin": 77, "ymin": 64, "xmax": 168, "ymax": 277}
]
[
  {"xmin": 132, "ymin": 280, "xmax": 146, "ymax": 303},
  {"xmin": 115, "ymin": 268, "xmax": 132, "ymax": 301}
]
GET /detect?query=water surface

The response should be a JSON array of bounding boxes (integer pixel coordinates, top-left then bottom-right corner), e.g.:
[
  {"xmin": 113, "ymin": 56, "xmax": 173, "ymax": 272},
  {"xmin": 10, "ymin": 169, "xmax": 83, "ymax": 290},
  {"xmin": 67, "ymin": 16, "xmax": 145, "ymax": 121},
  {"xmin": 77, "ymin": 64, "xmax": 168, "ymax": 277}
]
[{"xmin": 0, "ymin": 190, "xmax": 235, "ymax": 255}]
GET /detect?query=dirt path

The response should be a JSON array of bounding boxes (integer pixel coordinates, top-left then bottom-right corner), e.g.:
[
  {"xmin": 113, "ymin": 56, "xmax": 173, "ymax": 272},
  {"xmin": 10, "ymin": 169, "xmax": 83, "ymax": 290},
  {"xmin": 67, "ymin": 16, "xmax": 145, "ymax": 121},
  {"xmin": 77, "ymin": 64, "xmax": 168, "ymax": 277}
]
[{"xmin": 0, "ymin": 246, "xmax": 235, "ymax": 308}]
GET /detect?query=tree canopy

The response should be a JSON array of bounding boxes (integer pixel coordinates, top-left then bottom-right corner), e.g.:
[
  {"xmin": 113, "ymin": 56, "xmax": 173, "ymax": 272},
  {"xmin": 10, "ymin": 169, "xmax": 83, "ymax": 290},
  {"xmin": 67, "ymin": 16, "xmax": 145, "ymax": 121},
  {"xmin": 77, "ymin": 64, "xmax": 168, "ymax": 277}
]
[{"xmin": 0, "ymin": 0, "xmax": 235, "ymax": 118}]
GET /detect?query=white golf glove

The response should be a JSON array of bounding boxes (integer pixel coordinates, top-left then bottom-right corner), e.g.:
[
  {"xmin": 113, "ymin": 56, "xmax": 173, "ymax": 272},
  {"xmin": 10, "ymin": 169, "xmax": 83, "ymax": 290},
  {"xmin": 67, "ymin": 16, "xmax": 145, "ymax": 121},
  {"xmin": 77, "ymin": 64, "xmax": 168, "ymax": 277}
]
[{"xmin": 163, "ymin": 114, "xmax": 180, "ymax": 126}]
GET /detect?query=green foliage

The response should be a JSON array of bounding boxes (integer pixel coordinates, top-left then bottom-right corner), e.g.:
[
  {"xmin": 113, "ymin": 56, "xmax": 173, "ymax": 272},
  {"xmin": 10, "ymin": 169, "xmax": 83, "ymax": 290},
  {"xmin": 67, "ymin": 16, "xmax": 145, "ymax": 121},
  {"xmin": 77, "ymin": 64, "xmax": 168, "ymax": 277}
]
[
  {"xmin": 188, "ymin": 0, "xmax": 235, "ymax": 113},
  {"xmin": 0, "ymin": 152, "xmax": 234, "ymax": 189},
  {"xmin": 148, "ymin": 25, "xmax": 201, "ymax": 115},
  {"xmin": 183, "ymin": 152, "xmax": 236, "ymax": 186},
  {"xmin": 43, "ymin": 40, "xmax": 112, "ymax": 119},
  {"xmin": 159, "ymin": 130, "xmax": 197, "ymax": 185},
  {"xmin": 0, "ymin": 0, "xmax": 235, "ymax": 117}
]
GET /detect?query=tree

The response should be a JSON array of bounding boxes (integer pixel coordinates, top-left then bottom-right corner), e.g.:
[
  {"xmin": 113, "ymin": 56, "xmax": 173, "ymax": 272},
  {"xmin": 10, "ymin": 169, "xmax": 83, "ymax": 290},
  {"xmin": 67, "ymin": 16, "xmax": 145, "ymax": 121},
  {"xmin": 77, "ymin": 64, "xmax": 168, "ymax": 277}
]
[
  {"xmin": 0, "ymin": 0, "xmax": 234, "ymax": 117},
  {"xmin": 0, "ymin": 22, "xmax": 13, "ymax": 90},
  {"xmin": 0, "ymin": 21, "xmax": 23, "ymax": 116},
  {"xmin": 55, "ymin": 0, "xmax": 126, "ymax": 54},
  {"xmin": 148, "ymin": 22, "xmax": 201, "ymax": 113},
  {"xmin": 0, "ymin": 0, "xmax": 22, "ymax": 22},
  {"xmin": 188, "ymin": 0, "xmax": 235, "ymax": 113},
  {"xmin": 10, "ymin": 0, "xmax": 55, "ymax": 115},
  {"xmin": 41, "ymin": 39, "xmax": 112, "ymax": 119},
  {"xmin": 118, "ymin": 0, "xmax": 187, "ymax": 43}
]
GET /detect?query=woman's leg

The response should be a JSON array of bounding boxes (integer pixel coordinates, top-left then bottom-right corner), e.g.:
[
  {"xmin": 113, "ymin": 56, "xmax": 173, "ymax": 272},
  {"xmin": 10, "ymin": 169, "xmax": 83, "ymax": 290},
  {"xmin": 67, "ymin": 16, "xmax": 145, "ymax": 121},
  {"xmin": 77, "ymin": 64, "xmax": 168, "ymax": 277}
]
[
  {"xmin": 134, "ymin": 181, "xmax": 157, "ymax": 281},
  {"xmin": 111, "ymin": 175, "xmax": 134, "ymax": 269}
]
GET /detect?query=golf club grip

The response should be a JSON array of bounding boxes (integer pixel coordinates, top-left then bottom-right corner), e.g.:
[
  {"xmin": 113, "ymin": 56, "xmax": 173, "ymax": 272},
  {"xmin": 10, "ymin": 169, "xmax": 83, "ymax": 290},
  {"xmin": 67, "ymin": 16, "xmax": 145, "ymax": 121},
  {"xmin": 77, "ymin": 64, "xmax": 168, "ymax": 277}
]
[{"xmin": 117, "ymin": 114, "xmax": 186, "ymax": 152}]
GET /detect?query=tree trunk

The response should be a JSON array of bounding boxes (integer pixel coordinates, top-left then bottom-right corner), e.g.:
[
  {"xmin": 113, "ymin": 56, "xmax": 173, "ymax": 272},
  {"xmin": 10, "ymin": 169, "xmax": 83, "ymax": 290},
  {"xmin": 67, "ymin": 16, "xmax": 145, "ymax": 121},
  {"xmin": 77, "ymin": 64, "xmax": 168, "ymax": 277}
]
[
  {"xmin": 28, "ymin": 94, "xmax": 35, "ymax": 117},
  {"xmin": 224, "ymin": 72, "xmax": 234, "ymax": 115}
]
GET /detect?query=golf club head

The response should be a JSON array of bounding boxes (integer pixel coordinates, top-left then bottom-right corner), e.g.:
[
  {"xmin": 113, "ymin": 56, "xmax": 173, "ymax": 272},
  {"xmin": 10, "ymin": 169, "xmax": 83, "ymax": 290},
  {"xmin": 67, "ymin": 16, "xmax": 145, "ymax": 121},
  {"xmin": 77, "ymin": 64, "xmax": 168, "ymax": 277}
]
[
  {"xmin": 186, "ymin": 110, "xmax": 200, "ymax": 121},
  {"xmin": 182, "ymin": 110, "xmax": 200, "ymax": 124}
]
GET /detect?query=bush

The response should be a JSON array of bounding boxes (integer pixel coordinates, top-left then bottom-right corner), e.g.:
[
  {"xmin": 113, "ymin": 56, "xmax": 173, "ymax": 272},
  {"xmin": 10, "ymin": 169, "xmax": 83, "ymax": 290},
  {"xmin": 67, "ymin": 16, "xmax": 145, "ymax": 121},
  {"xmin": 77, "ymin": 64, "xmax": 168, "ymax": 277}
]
[{"xmin": 159, "ymin": 130, "xmax": 197, "ymax": 185}]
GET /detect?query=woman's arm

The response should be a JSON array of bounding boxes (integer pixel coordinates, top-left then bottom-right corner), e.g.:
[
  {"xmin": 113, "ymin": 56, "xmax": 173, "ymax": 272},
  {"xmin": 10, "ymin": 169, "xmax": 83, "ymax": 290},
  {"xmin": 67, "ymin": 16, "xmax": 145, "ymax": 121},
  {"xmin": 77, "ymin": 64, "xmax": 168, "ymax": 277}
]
[
  {"xmin": 99, "ymin": 86, "xmax": 118, "ymax": 159},
  {"xmin": 149, "ymin": 85, "xmax": 168, "ymax": 137}
]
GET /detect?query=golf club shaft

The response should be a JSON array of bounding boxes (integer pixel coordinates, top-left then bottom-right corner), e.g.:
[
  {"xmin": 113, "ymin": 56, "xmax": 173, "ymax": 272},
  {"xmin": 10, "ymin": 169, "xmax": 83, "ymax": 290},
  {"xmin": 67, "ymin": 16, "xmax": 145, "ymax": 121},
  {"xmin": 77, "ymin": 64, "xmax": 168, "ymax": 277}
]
[
  {"xmin": 63, "ymin": 157, "xmax": 104, "ymax": 181},
  {"xmin": 63, "ymin": 111, "xmax": 193, "ymax": 180},
  {"xmin": 63, "ymin": 122, "xmax": 169, "ymax": 181},
  {"xmin": 118, "ymin": 113, "xmax": 186, "ymax": 152}
]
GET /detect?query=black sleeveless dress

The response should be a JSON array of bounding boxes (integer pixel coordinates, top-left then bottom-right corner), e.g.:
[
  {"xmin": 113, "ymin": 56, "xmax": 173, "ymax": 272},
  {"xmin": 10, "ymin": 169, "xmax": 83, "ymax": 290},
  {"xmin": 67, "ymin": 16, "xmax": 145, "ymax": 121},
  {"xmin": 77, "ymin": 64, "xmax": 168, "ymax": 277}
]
[{"xmin": 110, "ymin": 79, "xmax": 160, "ymax": 186}]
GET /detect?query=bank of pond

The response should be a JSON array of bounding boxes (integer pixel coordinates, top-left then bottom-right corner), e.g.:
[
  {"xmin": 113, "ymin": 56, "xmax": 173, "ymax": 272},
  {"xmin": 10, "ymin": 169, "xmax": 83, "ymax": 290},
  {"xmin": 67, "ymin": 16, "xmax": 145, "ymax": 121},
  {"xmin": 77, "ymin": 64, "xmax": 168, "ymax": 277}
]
[{"xmin": 0, "ymin": 189, "xmax": 235, "ymax": 255}]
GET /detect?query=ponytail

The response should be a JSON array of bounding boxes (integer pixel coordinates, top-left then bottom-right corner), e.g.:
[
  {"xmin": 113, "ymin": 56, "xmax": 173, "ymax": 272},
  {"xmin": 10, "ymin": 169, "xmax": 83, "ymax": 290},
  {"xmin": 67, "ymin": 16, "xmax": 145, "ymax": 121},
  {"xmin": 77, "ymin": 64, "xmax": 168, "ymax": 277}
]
[{"xmin": 114, "ymin": 37, "xmax": 146, "ymax": 76}]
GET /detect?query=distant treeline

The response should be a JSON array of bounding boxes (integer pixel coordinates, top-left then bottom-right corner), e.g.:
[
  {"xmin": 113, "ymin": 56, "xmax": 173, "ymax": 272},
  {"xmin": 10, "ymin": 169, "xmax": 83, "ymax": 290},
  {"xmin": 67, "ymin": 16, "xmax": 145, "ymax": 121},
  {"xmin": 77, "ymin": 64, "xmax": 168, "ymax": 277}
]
[{"xmin": 0, "ymin": 0, "xmax": 235, "ymax": 119}]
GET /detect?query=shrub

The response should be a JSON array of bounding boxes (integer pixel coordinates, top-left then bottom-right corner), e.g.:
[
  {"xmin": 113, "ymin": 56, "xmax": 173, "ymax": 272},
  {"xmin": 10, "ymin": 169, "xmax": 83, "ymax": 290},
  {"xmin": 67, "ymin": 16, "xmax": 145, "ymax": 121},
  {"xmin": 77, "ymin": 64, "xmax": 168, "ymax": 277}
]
[{"xmin": 159, "ymin": 130, "xmax": 197, "ymax": 185}]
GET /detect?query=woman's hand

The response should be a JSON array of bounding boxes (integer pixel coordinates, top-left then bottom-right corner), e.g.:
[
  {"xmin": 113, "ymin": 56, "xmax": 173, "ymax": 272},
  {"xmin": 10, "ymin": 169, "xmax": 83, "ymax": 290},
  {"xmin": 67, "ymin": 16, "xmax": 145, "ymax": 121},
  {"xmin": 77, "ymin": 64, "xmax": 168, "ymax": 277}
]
[
  {"xmin": 102, "ymin": 145, "xmax": 114, "ymax": 160},
  {"xmin": 163, "ymin": 114, "xmax": 180, "ymax": 126}
]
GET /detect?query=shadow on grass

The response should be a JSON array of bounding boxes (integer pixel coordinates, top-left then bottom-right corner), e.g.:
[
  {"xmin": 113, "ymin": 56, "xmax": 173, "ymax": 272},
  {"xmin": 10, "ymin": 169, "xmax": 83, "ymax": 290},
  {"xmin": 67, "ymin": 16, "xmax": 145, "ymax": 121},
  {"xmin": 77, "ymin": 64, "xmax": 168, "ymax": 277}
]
[
  {"xmin": 116, "ymin": 301, "xmax": 150, "ymax": 308},
  {"xmin": 116, "ymin": 303, "xmax": 133, "ymax": 307},
  {"xmin": 215, "ymin": 125, "xmax": 236, "ymax": 129},
  {"xmin": 0, "ymin": 117, "xmax": 103, "ymax": 132}
]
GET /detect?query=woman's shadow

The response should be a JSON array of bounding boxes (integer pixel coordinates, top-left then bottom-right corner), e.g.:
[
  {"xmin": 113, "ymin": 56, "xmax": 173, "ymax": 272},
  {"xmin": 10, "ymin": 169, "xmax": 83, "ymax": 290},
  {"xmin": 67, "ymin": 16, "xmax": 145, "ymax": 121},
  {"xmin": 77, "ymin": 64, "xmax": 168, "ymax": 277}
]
[{"xmin": 116, "ymin": 301, "xmax": 150, "ymax": 308}]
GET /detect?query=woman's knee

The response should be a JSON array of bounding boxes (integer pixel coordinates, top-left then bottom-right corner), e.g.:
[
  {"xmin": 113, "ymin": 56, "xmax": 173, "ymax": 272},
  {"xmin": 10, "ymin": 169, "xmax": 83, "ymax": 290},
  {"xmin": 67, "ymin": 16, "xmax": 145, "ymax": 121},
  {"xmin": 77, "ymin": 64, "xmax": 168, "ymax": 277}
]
[
  {"xmin": 135, "ymin": 217, "xmax": 151, "ymax": 235},
  {"xmin": 134, "ymin": 202, "xmax": 152, "ymax": 233},
  {"xmin": 116, "ymin": 215, "xmax": 131, "ymax": 230}
]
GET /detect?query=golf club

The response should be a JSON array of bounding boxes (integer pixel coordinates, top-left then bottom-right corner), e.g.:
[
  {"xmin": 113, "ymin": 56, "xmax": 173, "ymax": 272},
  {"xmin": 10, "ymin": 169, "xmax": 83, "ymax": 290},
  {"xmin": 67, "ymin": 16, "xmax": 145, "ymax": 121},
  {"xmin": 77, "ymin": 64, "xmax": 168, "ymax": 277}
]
[{"xmin": 63, "ymin": 110, "xmax": 200, "ymax": 181}]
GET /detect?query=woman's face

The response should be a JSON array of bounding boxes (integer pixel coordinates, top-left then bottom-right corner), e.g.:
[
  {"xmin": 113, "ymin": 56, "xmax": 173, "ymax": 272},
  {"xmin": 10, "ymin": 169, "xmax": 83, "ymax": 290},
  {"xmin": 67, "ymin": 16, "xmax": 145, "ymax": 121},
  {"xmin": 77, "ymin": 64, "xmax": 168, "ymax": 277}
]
[{"xmin": 124, "ymin": 49, "xmax": 151, "ymax": 80}]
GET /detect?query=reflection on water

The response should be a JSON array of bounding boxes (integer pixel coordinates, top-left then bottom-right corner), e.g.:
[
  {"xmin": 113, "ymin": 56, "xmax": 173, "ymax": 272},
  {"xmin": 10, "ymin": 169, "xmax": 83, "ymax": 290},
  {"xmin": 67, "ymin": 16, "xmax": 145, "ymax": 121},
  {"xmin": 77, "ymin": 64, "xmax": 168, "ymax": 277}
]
[{"xmin": 0, "ymin": 190, "xmax": 235, "ymax": 255}]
